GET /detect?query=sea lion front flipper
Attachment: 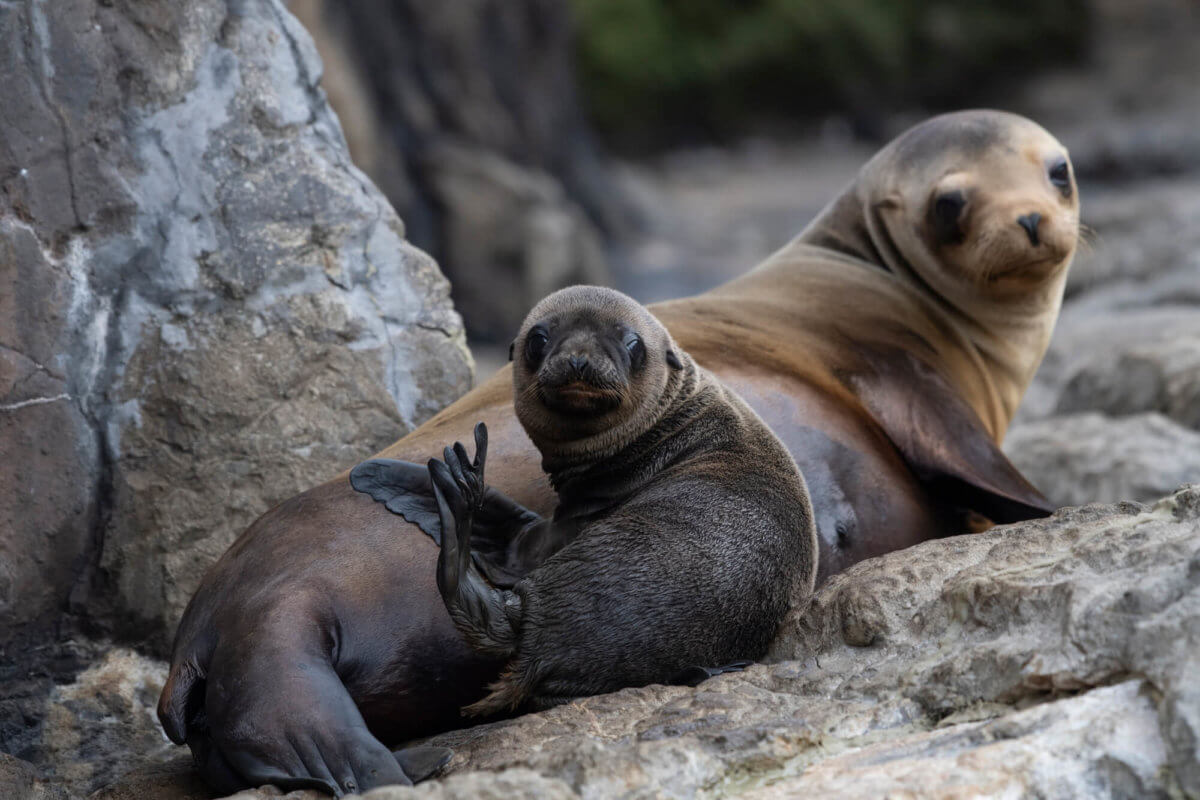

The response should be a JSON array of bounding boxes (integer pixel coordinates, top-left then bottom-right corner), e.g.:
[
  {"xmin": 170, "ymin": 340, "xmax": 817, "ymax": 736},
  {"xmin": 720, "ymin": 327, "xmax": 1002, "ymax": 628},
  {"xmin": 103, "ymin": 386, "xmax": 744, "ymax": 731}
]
[
  {"xmin": 392, "ymin": 746, "xmax": 453, "ymax": 783},
  {"xmin": 430, "ymin": 455, "xmax": 521, "ymax": 659},
  {"xmin": 852, "ymin": 351, "xmax": 1056, "ymax": 524},
  {"xmin": 349, "ymin": 459, "xmax": 443, "ymax": 543}
]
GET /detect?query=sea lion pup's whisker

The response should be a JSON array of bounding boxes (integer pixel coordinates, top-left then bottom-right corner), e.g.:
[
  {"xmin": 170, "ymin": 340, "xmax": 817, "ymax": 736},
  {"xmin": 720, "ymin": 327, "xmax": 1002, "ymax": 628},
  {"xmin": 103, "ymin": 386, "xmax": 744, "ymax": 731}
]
[{"xmin": 434, "ymin": 285, "xmax": 817, "ymax": 715}]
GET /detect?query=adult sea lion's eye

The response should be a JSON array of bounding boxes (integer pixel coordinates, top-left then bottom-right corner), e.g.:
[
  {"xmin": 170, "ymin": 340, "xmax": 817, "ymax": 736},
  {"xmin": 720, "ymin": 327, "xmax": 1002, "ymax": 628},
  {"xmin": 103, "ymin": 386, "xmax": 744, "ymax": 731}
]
[
  {"xmin": 930, "ymin": 190, "xmax": 966, "ymax": 244},
  {"xmin": 525, "ymin": 329, "xmax": 549, "ymax": 365},
  {"xmin": 1048, "ymin": 159, "xmax": 1071, "ymax": 196}
]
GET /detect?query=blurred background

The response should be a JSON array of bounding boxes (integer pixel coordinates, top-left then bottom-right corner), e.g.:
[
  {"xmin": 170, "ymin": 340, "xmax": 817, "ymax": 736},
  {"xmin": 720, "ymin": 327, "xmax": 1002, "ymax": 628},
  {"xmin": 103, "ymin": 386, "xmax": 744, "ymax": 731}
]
[
  {"xmin": 289, "ymin": 0, "xmax": 1200, "ymax": 512},
  {"xmin": 289, "ymin": 0, "xmax": 1199, "ymax": 344}
]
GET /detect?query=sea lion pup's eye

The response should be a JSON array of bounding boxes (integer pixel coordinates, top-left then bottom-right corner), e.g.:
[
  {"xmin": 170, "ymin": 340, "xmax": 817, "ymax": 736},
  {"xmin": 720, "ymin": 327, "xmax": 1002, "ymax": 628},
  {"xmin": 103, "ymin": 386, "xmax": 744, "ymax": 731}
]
[
  {"xmin": 930, "ymin": 189, "xmax": 967, "ymax": 245},
  {"xmin": 1048, "ymin": 158, "xmax": 1071, "ymax": 197},
  {"xmin": 525, "ymin": 327, "xmax": 549, "ymax": 366},
  {"xmin": 625, "ymin": 334, "xmax": 645, "ymax": 369}
]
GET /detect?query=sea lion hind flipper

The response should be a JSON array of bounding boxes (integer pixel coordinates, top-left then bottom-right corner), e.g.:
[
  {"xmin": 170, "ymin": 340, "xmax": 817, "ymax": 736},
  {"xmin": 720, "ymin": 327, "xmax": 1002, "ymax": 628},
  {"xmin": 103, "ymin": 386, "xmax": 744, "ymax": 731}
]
[
  {"xmin": 157, "ymin": 657, "xmax": 205, "ymax": 744},
  {"xmin": 430, "ymin": 459, "xmax": 521, "ymax": 659},
  {"xmin": 669, "ymin": 660, "xmax": 754, "ymax": 687},
  {"xmin": 349, "ymin": 459, "xmax": 443, "ymax": 543},
  {"xmin": 211, "ymin": 650, "xmax": 412, "ymax": 796},
  {"xmin": 854, "ymin": 351, "xmax": 1057, "ymax": 523},
  {"xmin": 392, "ymin": 746, "xmax": 453, "ymax": 783}
]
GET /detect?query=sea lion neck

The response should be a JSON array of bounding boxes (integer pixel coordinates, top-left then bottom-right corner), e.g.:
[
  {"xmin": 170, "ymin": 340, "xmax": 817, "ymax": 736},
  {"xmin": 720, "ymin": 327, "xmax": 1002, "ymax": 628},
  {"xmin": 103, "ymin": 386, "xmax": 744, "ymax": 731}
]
[{"xmin": 540, "ymin": 355, "xmax": 703, "ymax": 502}]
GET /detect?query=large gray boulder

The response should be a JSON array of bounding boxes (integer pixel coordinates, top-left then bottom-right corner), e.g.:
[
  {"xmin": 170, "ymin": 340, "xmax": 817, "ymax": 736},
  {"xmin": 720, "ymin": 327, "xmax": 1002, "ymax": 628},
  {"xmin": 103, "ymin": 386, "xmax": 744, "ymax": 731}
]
[{"xmin": 0, "ymin": 0, "xmax": 471, "ymax": 652}]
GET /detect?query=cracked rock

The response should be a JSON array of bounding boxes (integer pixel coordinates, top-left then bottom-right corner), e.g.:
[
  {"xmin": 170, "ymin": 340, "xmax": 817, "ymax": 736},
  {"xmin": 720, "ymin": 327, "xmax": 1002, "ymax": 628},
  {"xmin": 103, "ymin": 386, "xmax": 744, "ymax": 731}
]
[{"xmin": 0, "ymin": 0, "xmax": 471, "ymax": 652}]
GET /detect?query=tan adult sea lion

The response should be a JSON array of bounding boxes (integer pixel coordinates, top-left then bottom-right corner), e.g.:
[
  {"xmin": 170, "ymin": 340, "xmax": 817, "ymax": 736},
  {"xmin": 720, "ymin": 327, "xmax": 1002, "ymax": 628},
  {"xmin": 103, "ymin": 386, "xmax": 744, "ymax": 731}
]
[{"xmin": 159, "ymin": 110, "xmax": 1078, "ymax": 795}]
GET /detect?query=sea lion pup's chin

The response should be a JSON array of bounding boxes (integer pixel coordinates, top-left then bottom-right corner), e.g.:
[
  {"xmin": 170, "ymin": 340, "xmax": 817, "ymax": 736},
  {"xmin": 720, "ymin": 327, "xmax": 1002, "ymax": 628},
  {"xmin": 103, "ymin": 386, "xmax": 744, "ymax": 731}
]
[{"xmin": 511, "ymin": 285, "xmax": 685, "ymax": 465}]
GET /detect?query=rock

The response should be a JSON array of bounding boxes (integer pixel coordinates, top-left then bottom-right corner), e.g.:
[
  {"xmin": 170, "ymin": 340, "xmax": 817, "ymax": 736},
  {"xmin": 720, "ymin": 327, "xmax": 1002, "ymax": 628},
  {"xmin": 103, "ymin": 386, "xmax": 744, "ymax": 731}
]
[
  {"xmin": 3, "ymin": 644, "xmax": 186, "ymax": 798},
  {"xmin": 1052, "ymin": 328, "xmax": 1200, "ymax": 430},
  {"xmin": 1005, "ymin": 413, "xmax": 1200, "ymax": 507},
  {"xmin": 87, "ymin": 755, "xmax": 211, "ymax": 800},
  {"xmin": 0, "ymin": 753, "xmax": 69, "ymax": 800},
  {"xmin": 0, "ymin": 0, "xmax": 471, "ymax": 651},
  {"xmin": 740, "ymin": 681, "xmax": 1169, "ymax": 799},
  {"xmin": 286, "ymin": 0, "xmax": 633, "ymax": 340},
  {"xmin": 421, "ymin": 144, "xmax": 608, "ymax": 341},
  {"xmin": 38, "ymin": 649, "xmax": 172, "ymax": 793},
  {"xmin": 1065, "ymin": 177, "xmax": 1200, "ymax": 299}
]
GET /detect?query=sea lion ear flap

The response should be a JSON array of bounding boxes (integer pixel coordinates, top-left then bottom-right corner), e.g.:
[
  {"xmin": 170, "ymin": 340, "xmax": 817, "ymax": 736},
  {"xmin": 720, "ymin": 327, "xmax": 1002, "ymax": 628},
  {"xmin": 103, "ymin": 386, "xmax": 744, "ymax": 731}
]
[
  {"xmin": 665, "ymin": 349, "xmax": 682, "ymax": 370},
  {"xmin": 508, "ymin": 341, "xmax": 515, "ymax": 362},
  {"xmin": 851, "ymin": 351, "xmax": 1057, "ymax": 524}
]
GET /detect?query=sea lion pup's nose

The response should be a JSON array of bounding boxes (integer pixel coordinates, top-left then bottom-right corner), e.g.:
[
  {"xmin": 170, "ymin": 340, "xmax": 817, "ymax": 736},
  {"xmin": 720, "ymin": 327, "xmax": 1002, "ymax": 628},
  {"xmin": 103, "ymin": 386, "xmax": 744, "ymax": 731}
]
[
  {"xmin": 1017, "ymin": 212, "xmax": 1042, "ymax": 246},
  {"xmin": 568, "ymin": 353, "xmax": 588, "ymax": 374}
]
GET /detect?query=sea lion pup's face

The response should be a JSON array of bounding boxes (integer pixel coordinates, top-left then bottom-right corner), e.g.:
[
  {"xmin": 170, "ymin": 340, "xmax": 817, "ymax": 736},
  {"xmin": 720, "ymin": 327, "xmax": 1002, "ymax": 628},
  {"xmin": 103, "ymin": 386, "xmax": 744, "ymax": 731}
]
[
  {"xmin": 873, "ymin": 110, "xmax": 1080, "ymax": 302},
  {"xmin": 511, "ymin": 286, "xmax": 683, "ymax": 454}
]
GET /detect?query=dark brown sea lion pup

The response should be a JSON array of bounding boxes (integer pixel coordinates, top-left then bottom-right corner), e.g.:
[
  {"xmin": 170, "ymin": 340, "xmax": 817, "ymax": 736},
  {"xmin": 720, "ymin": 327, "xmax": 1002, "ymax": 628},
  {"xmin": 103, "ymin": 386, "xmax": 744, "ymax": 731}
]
[
  {"xmin": 414, "ymin": 286, "xmax": 817, "ymax": 714},
  {"xmin": 159, "ymin": 110, "xmax": 1079, "ymax": 794}
]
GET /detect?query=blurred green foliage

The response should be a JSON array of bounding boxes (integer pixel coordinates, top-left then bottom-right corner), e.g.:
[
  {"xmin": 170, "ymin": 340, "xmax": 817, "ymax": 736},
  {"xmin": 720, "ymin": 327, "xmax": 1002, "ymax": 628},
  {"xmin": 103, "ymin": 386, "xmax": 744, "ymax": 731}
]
[{"xmin": 569, "ymin": 0, "xmax": 1090, "ymax": 148}]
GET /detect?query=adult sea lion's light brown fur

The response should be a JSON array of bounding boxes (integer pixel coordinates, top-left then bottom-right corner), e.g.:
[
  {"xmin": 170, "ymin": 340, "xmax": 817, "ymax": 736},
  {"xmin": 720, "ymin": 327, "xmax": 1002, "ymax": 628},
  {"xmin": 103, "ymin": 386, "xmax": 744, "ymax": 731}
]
[{"xmin": 159, "ymin": 110, "xmax": 1079, "ymax": 794}]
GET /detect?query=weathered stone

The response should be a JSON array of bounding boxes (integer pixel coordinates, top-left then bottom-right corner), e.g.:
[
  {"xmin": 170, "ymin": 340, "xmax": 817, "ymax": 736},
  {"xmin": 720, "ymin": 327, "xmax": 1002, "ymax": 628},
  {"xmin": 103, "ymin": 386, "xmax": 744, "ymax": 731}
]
[
  {"xmin": 37, "ymin": 649, "xmax": 172, "ymax": 793},
  {"xmin": 1053, "ymin": 335, "xmax": 1200, "ymax": 430},
  {"xmin": 286, "ymin": 0, "xmax": 632, "ymax": 340},
  {"xmin": 0, "ymin": 0, "xmax": 471, "ymax": 652},
  {"xmin": 1005, "ymin": 412, "xmax": 1200, "ymax": 507},
  {"xmin": 87, "ymin": 755, "xmax": 211, "ymax": 800},
  {"xmin": 0, "ymin": 753, "xmax": 69, "ymax": 800},
  {"xmin": 421, "ymin": 144, "xmax": 608, "ymax": 341}
]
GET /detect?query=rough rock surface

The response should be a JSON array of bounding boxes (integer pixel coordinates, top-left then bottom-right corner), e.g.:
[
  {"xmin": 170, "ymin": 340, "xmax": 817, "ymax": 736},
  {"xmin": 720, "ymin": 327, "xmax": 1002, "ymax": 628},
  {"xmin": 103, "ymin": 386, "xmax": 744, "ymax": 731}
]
[
  {"xmin": 168, "ymin": 487, "xmax": 1196, "ymax": 800},
  {"xmin": 287, "ymin": 0, "xmax": 628, "ymax": 341},
  {"xmin": 0, "ymin": 0, "xmax": 470, "ymax": 652},
  {"xmin": 1007, "ymin": 413, "xmax": 1200, "ymax": 508}
]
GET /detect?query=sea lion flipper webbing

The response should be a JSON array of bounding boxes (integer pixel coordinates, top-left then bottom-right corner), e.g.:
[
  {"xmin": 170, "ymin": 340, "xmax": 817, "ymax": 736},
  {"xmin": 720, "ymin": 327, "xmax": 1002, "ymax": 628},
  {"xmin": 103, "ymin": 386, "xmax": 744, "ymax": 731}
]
[
  {"xmin": 668, "ymin": 659, "xmax": 755, "ymax": 687},
  {"xmin": 350, "ymin": 422, "xmax": 550, "ymax": 558},
  {"xmin": 349, "ymin": 458, "xmax": 443, "ymax": 542}
]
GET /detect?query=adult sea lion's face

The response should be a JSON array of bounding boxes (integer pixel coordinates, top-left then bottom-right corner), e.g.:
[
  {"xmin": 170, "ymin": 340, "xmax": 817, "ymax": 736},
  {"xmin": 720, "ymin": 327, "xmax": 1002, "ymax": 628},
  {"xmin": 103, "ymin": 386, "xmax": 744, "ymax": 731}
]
[
  {"xmin": 880, "ymin": 111, "xmax": 1080, "ymax": 303},
  {"xmin": 511, "ymin": 286, "xmax": 681, "ymax": 446}
]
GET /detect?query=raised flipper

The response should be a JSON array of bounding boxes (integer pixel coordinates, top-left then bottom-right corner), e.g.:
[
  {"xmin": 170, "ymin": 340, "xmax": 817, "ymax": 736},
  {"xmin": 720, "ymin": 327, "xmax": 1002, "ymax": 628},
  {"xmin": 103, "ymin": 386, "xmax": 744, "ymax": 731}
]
[
  {"xmin": 351, "ymin": 424, "xmax": 563, "ymax": 585},
  {"xmin": 353, "ymin": 423, "xmax": 574, "ymax": 586},
  {"xmin": 428, "ymin": 435, "xmax": 522, "ymax": 661}
]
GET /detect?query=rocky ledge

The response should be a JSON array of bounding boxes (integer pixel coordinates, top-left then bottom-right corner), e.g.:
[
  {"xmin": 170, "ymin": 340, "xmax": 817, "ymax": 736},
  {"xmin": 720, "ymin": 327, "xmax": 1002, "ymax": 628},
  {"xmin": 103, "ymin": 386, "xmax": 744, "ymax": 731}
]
[{"xmin": 91, "ymin": 485, "xmax": 1199, "ymax": 799}]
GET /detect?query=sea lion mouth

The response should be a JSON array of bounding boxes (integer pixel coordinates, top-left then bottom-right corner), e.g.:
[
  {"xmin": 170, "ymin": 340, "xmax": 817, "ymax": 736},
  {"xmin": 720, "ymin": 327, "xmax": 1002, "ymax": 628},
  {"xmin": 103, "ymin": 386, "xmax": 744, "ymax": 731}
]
[
  {"xmin": 540, "ymin": 381, "xmax": 625, "ymax": 416},
  {"xmin": 986, "ymin": 253, "xmax": 1066, "ymax": 283}
]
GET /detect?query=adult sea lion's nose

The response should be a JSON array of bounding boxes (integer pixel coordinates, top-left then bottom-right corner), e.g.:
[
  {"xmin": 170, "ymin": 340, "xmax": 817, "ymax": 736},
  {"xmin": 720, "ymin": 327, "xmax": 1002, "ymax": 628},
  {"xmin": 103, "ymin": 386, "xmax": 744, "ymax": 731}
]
[{"xmin": 1017, "ymin": 212, "xmax": 1042, "ymax": 246}]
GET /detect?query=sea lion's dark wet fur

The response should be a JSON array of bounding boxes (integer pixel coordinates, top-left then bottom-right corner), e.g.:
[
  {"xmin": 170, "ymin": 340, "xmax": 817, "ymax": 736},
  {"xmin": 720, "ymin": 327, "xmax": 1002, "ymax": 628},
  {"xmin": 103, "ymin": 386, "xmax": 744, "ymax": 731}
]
[{"xmin": 430, "ymin": 287, "xmax": 817, "ymax": 714}]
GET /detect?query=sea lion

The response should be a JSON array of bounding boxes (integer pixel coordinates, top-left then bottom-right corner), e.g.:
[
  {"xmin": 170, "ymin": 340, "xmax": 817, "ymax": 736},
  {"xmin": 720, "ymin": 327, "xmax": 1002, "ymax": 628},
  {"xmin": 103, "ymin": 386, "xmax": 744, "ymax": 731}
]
[
  {"xmin": 365, "ymin": 287, "xmax": 817, "ymax": 714},
  {"xmin": 159, "ymin": 110, "xmax": 1078, "ymax": 794}
]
